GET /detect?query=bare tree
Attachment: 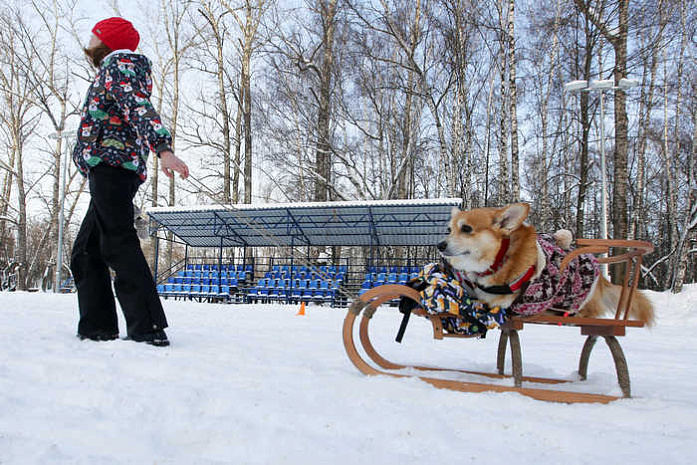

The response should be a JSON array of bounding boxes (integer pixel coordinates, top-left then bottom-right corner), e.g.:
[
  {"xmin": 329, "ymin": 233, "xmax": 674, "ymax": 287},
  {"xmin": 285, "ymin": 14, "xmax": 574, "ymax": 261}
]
[
  {"xmin": 188, "ymin": 0, "xmax": 239, "ymax": 204},
  {"xmin": 223, "ymin": 0, "xmax": 272, "ymax": 203},
  {"xmin": 506, "ymin": 0, "xmax": 520, "ymax": 201},
  {"xmin": 0, "ymin": 9, "xmax": 42, "ymax": 290},
  {"xmin": 573, "ymin": 0, "xmax": 632, "ymax": 242},
  {"xmin": 18, "ymin": 0, "xmax": 82, "ymax": 290},
  {"xmin": 146, "ymin": 0, "xmax": 200, "ymax": 269}
]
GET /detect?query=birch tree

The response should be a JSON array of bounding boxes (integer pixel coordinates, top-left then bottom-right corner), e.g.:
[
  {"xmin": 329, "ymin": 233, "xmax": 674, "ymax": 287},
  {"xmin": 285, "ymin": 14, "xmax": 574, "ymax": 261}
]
[
  {"xmin": 0, "ymin": 9, "xmax": 41, "ymax": 290},
  {"xmin": 20, "ymin": 0, "xmax": 81, "ymax": 290},
  {"xmin": 223, "ymin": 0, "xmax": 272, "ymax": 203},
  {"xmin": 186, "ymin": 0, "xmax": 240, "ymax": 204},
  {"xmin": 506, "ymin": 0, "xmax": 520, "ymax": 201},
  {"xmin": 572, "ymin": 0, "xmax": 631, "ymax": 241},
  {"xmin": 147, "ymin": 0, "xmax": 199, "ymax": 269}
]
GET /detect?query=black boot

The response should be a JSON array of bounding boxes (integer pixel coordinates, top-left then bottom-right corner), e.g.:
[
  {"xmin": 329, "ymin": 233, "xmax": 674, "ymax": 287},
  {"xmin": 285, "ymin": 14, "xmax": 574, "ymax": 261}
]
[{"xmin": 127, "ymin": 329, "xmax": 170, "ymax": 347}]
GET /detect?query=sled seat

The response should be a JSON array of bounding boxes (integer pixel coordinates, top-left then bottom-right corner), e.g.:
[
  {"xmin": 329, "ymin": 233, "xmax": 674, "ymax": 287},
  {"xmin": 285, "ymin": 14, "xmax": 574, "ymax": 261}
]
[{"xmin": 344, "ymin": 239, "xmax": 654, "ymax": 403}]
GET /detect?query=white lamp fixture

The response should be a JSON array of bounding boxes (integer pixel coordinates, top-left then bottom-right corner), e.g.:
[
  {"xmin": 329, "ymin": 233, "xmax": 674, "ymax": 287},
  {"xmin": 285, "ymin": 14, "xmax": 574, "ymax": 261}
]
[{"xmin": 563, "ymin": 76, "xmax": 639, "ymax": 278}]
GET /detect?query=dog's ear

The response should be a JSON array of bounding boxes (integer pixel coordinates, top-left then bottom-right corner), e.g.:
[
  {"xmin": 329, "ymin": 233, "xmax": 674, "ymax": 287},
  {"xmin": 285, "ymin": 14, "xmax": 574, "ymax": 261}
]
[
  {"xmin": 450, "ymin": 206, "xmax": 460, "ymax": 218},
  {"xmin": 495, "ymin": 203, "xmax": 530, "ymax": 233}
]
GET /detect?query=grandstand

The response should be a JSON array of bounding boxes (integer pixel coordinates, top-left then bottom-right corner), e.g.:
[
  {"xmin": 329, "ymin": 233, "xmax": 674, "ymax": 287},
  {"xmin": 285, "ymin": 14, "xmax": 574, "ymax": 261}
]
[{"xmin": 147, "ymin": 198, "xmax": 462, "ymax": 305}]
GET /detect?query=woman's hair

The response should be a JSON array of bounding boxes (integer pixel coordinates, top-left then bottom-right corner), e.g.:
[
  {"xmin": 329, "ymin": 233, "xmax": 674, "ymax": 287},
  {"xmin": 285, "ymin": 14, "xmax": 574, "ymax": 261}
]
[{"xmin": 83, "ymin": 43, "xmax": 112, "ymax": 68}]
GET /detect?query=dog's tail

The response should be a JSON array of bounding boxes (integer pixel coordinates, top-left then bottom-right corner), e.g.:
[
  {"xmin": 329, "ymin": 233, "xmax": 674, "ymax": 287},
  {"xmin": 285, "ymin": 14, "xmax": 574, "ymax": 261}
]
[{"xmin": 589, "ymin": 275, "xmax": 655, "ymax": 327}]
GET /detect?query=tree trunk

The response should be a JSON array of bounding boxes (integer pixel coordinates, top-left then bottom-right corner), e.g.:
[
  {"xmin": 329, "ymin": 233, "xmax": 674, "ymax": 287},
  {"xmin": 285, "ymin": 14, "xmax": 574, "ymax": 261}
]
[
  {"xmin": 661, "ymin": 49, "xmax": 677, "ymax": 288},
  {"xmin": 611, "ymin": 0, "xmax": 630, "ymax": 242},
  {"xmin": 313, "ymin": 0, "xmax": 337, "ymax": 202},
  {"xmin": 507, "ymin": 0, "xmax": 520, "ymax": 201},
  {"xmin": 672, "ymin": 101, "xmax": 696, "ymax": 293},
  {"xmin": 574, "ymin": 26, "xmax": 594, "ymax": 240},
  {"xmin": 233, "ymin": 86, "xmax": 243, "ymax": 203},
  {"xmin": 50, "ymin": 138, "xmax": 61, "ymax": 290},
  {"xmin": 201, "ymin": 3, "xmax": 233, "ymax": 204},
  {"xmin": 497, "ymin": 0, "xmax": 509, "ymax": 205},
  {"xmin": 671, "ymin": 2, "xmax": 692, "ymax": 293},
  {"xmin": 14, "ymin": 142, "xmax": 28, "ymax": 290},
  {"xmin": 242, "ymin": 48, "xmax": 253, "ymax": 203},
  {"xmin": 630, "ymin": 12, "xmax": 661, "ymax": 240}
]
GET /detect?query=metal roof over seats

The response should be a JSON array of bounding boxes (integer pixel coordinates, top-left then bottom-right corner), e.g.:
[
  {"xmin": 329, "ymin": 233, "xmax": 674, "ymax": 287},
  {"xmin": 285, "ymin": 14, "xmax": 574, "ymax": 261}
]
[{"xmin": 146, "ymin": 198, "xmax": 462, "ymax": 248}]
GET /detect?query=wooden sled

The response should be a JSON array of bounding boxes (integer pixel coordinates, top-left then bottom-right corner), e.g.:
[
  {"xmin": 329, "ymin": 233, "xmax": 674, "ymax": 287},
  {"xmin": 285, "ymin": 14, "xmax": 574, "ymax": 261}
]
[{"xmin": 343, "ymin": 239, "xmax": 654, "ymax": 404}]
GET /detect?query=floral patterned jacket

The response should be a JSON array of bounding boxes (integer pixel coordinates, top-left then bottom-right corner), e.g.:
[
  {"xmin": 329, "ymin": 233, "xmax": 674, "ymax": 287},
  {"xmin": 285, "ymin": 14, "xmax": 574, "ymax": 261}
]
[
  {"xmin": 507, "ymin": 234, "xmax": 600, "ymax": 316},
  {"xmin": 72, "ymin": 50, "xmax": 172, "ymax": 182}
]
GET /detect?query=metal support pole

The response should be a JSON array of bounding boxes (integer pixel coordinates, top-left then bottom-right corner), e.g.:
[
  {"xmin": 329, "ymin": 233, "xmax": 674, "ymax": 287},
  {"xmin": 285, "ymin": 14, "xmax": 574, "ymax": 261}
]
[
  {"xmin": 218, "ymin": 238, "xmax": 223, "ymax": 289},
  {"xmin": 599, "ymin": 90, "xmax": 609, "ymax": 279},
  {"xmin": 289, "ymin": 236, "xmax": 295, "ymax": 303},
  {"xmin": 153, "ymin": 234, "xmax": 160, "ymax": 283},
  {"xmin": 51, "ymin": 132, "xmax": 74, "ymax": 293}
]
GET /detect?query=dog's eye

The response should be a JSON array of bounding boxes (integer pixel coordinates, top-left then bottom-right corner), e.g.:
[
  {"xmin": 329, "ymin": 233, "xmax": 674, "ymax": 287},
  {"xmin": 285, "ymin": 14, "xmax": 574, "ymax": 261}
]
[
  {"xmin": 446, "ymin": 227, "xmax": 452, "ymax": 234},
  {"xmin": 460, "ymin": 224, "xmax": 472, "ymax": 234}
]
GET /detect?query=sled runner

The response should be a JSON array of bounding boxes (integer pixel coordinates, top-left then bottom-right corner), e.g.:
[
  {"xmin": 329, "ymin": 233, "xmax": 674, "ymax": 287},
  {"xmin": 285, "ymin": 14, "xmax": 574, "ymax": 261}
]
[{"xmin": 343, "ymin": 239, "xmax": 654, "ymax": 404}]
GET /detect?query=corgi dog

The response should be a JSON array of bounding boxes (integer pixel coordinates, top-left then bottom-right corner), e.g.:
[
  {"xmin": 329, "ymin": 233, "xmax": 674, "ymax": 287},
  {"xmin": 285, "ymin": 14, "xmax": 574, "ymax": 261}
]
[{"xmin": 437, "ymin": 203, "xmax": 654, "ymax": 326}]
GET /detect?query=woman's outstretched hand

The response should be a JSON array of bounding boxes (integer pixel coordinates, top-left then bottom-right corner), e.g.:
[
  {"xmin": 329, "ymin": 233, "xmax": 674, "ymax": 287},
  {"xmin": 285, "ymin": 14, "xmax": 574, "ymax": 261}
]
[{"xmin": 159, "ymin": 151, "xmax": 189, "ymax": 179}]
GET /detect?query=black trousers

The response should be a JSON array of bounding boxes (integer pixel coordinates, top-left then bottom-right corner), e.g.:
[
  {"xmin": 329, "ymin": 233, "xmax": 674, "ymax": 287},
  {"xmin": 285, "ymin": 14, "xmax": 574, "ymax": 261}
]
[{"xmin": 71, "ymin": 163, "xmax": 167, "ymax": 338}]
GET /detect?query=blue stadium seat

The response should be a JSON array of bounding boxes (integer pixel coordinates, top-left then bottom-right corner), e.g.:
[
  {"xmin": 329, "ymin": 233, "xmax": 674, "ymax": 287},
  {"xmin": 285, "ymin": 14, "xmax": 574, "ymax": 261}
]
[
  {"xmin": 208, "ymin": 285, "xmax": 219, "ymax": 299},
  {"xmin": 247, "ymin": 283, "xmax": 261, "ymax": 302},
  {"xmin": 182, "ymin": 284, "xmax": 192, "ymax": 299},
  {"xmin": 317, "ymin": 281, "xmax": 331, "ymax": 302},
  {"xmin": 219, "ymin": 285, "xmax": 230, "ymax": 301},
  {"xmin": 172, "ymin": 284, "xmax": 183, "ymax": 297},
  {"xmin": 290, "ymin": 280, "xmax": 303, "ymax": 302},
  {"xmin": 301, "ymin": 280, "xmax": 313, "ymax": 301},
  {"xmin": 190, "ymin": 285, "xmax": 201, "ymax": 299}
]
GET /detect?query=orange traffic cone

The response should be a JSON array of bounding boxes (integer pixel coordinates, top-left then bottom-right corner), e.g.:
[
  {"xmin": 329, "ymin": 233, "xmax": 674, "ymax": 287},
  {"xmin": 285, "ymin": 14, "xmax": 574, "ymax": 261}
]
[{"xmin": 296, "ymin": 301, "xmax": 306, "ymax": 316}]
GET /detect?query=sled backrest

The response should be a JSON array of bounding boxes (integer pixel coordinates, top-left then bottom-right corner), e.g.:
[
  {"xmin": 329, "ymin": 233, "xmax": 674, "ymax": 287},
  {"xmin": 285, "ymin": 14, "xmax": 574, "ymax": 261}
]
[{"xmin": 559, "ymin": 239, "xmax": 654, "ymax": 321}]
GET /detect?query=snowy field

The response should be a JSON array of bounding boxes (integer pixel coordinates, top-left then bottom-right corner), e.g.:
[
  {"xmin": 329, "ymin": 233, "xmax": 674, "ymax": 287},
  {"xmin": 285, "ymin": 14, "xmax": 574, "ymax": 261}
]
[{"xmin": 1, "ymin": 286, "xmax": 696, "ymax": 464}]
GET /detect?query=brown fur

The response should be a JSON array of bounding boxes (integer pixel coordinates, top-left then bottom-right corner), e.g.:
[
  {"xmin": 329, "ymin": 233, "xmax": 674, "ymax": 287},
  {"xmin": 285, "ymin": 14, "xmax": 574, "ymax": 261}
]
[{"xmin": 439, "ymin": 203, "xmax": 654, "ymax": 326}]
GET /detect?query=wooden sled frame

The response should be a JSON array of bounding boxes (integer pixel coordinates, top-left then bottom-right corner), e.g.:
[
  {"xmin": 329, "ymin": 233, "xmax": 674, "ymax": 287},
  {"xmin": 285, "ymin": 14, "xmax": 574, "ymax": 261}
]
[{"xmin": 343, "ymin": 239, "xmax": 654, "ymax": 404}]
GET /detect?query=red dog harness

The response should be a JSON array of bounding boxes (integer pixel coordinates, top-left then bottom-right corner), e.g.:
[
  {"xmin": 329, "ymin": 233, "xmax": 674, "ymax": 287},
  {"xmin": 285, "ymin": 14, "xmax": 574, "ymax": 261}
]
[
  {"xmin": 454, "ymin": 236, "xmax": 537, "ymax": 295},
  {"xmin": 452, "ymin": 234, "xmax": 599, "ymax": 316}
]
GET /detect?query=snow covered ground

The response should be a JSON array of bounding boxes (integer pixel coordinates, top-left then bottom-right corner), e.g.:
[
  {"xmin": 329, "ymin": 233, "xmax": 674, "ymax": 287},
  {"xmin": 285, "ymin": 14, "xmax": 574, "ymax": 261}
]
[{"xmin": 1, "ymin": 286, "xmax": 696, "ymax": 464}]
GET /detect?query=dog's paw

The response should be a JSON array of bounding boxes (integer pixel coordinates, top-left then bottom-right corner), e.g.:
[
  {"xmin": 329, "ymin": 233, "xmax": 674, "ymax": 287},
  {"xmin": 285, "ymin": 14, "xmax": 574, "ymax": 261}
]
[{"xmin": 553, "ymin": 229, "xmax": 573, "ymax": 250}]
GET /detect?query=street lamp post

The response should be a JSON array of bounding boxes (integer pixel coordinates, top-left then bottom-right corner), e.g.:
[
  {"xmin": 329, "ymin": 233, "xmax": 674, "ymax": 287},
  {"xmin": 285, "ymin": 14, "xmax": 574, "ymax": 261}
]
[
  {"xmin": 49, "ymin": 130, "xmax": 75, "ymax": 293},
  {"xmin": 564, "ymin": 78, "xmax": 639, "ymax": 278}
]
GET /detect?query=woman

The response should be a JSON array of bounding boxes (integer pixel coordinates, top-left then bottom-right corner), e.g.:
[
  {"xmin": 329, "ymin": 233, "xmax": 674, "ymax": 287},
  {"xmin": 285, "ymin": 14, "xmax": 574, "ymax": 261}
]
[{"xmin": 71, "ymin": 17, "xmax": 189, "ymax": 346}]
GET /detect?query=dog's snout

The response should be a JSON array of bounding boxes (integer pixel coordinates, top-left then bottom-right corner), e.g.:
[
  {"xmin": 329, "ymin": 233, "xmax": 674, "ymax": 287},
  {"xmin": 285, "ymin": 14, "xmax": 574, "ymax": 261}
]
[{"xmin": 437, "ymin": 240, "xmax": 448, "ymax": 252}]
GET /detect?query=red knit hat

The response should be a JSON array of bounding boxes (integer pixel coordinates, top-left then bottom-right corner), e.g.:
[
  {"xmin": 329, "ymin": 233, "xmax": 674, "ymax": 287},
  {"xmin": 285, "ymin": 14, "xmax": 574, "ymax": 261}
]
[{"xmin": 92, "ymin": 17, "xmax": 140, "ymax": 52}]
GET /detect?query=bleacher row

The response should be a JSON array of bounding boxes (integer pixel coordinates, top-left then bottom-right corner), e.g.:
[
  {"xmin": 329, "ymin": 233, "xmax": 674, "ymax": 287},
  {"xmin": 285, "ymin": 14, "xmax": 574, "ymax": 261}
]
[
  {"xmin": 157, "ymin": 263, "xmax": 350, "ymax": 305},
  {"xmin": 358, "ymin": 266, "xmax": 423, "ymax": 297},
  {"xmin": 157, "ymin": 263, "xmax": 425, "ymax": 304},
  {"xmin": 248, "ymin": 265, "xmax": 348, "ymax": 304}
]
